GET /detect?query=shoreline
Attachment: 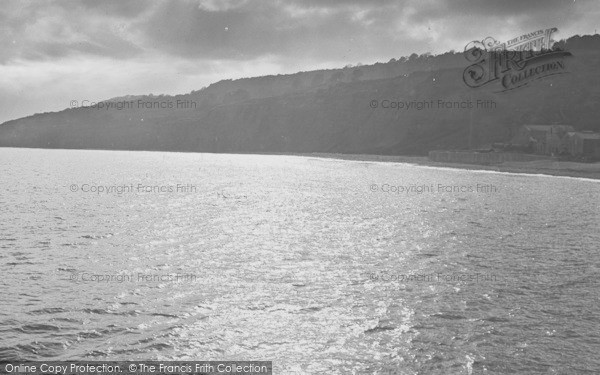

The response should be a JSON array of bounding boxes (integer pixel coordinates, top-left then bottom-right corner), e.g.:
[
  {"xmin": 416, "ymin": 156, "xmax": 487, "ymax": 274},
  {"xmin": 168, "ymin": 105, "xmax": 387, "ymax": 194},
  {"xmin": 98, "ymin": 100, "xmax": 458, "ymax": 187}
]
[
  {"xmin": 3, "ymin": 146, "xmax": 600, "ymax": 180},
  {"xmin": 304, "ymin": 153, "xmax": 600, "ymax": 180}
]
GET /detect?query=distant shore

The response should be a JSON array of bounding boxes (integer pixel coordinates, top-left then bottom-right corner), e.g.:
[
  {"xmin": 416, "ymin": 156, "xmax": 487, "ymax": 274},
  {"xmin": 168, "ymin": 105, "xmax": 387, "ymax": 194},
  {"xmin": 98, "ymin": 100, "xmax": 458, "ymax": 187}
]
[
  {"xmin": 304, "ymin": 153, "xmax": 600, "ymax": 180},
  {"xmin": 3, "ymin": 147, "xmax": 600, "ymax": 180}
]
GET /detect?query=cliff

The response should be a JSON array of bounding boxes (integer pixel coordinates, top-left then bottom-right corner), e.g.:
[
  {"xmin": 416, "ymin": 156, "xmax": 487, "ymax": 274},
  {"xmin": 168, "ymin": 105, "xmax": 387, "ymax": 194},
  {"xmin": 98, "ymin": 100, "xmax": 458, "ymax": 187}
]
[{"xmin": 1, "ymin": 35, "xmax": 599, "ymax": 155}]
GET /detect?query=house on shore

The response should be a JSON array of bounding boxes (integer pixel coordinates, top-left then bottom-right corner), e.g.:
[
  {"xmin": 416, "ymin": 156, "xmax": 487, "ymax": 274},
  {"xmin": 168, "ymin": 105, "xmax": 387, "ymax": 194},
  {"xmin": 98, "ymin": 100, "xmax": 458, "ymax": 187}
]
[
  {"xmin": 429, "ymin": 125, "xmax": 600, "ymax": 164},
  {"xmin": 566, "ymin": 131, "xmax": 600, "ymax": 159},
  {"xmin": 511, "ymin": 125, "xmax": 574, "ymax": 155}
]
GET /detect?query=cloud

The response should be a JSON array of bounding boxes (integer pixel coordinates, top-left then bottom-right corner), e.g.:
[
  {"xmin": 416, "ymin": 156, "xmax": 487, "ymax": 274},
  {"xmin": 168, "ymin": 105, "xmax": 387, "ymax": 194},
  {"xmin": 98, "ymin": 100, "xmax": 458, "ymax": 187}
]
[
  {"xmin": 77, "ymin": 0, "xmax": 150, "ymax": 18},
  {"xmin": 0, "ymin": 0, "xmax": 149, "ymax": 63},
  {"xmin": 3, "ymin": 0, "xmax": 595, "ymax": 64}
]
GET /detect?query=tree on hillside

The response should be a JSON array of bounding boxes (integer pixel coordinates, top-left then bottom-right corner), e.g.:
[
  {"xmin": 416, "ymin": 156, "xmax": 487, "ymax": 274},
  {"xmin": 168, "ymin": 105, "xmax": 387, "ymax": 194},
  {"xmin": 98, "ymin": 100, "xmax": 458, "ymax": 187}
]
[
  {"xmin": 330, "ymin": 71, "xmax": 344, "ymax": 83},
  {"xmin": 351, "ymin": 68, "xmax": 364, "ymax": 82},
  {"xmin": 310, "ymin": 72, "xmax": 325, "ymax": 86}
]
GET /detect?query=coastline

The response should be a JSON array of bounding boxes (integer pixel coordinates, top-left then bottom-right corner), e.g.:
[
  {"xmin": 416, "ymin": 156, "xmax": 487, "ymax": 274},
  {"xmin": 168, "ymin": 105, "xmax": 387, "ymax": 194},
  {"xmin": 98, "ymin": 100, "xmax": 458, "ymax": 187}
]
[
  {"xmin": 305, "ymin": 153, "xmax": 600, "ymax": 180},
  {"xmin": 3, "ymin": 146, "xmax": 600, "ymax": 180}
]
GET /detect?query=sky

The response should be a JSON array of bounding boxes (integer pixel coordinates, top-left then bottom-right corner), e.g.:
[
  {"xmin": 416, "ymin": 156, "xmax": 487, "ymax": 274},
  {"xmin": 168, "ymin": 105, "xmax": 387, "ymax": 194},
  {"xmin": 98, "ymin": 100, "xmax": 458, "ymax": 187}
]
[{"xmin": 1, "ymin": 0, "xmax": 599, "ymax": 123}]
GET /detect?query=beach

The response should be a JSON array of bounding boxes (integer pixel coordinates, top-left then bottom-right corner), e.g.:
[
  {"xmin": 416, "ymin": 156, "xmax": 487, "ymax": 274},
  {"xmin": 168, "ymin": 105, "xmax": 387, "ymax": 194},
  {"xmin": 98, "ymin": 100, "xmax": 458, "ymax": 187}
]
[{"xmin": 306, "ymin": 153, "xmax": 600, "ymax": 180}]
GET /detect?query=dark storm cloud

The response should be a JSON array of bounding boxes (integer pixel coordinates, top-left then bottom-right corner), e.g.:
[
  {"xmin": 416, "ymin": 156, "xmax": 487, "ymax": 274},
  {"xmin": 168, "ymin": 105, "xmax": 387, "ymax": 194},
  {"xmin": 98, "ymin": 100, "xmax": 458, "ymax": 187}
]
[
  {"xmin": 77, "ymin": 0, "xmax": 150, "ymax": 18},
  {"xmin": 450, "ymin": 0, "xmax": 579, "ymax": 16},
  {"xmin": 286, "ymin": 0, "xmax": 582, "ymax": 17},
  {"xmin": 1, "ymin": 0, "xmax": 596, "ymax": 65},
  {"xmin": 133, "ymin": 0, "xmax": 596, "ymax": 61},
  {"xmin": 138, "ymin": 1, "xmax": 285, "ymax": 59},
  {"xmin": 136, "ymin": 0, "xmax": 407, "ymax": 60},
  {"xmin": 0, "ymin": 0, "xmax": 148, "ymax": 63}
]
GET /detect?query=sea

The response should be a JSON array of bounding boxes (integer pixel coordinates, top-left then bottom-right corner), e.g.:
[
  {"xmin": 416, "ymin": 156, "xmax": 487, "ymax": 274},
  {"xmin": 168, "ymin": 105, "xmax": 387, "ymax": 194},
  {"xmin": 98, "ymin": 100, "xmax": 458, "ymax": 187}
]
[{"xmin": 1, "ymin": 148, "xmax": 599, "ymax": 374}]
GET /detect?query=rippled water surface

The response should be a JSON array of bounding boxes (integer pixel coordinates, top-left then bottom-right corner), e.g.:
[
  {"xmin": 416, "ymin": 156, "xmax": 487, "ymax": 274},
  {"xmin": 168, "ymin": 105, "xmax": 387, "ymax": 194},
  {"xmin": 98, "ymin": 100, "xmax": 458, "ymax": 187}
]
[{"xmin": 1, "ymin": 148, "xmax": 599, "ymax": 374}]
